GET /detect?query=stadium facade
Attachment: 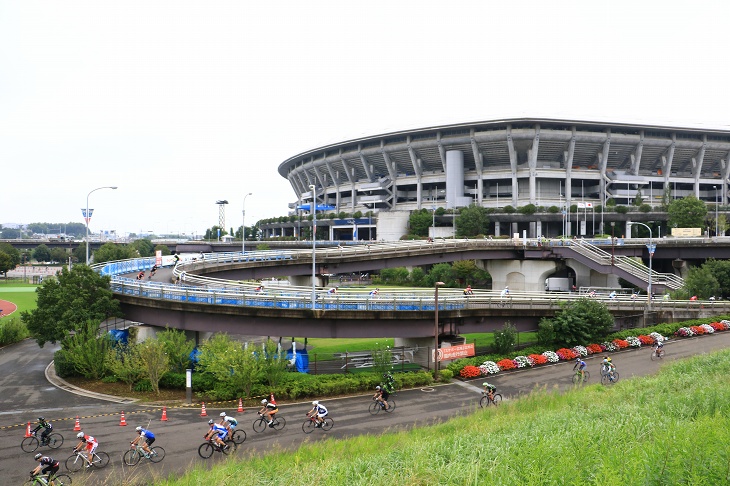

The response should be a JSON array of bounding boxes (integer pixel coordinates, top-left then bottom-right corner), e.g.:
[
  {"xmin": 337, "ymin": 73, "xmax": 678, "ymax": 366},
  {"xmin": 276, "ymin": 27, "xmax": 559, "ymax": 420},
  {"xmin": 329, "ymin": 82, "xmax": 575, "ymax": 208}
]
[{"xmin": 278, "ymin": 118, "xmax": 730, "ymax": 239}]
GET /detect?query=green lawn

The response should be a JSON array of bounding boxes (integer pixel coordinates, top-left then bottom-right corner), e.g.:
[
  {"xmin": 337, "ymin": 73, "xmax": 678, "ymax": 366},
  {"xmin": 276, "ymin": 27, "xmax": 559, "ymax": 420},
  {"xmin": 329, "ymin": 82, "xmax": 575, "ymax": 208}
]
[
  {"xmin": 0, "ymin": 283, "xmax": 38, "ymax": 314},
  {"xmin": 156, "ymin": 348, "xmax": 730, "ymax": 486}
]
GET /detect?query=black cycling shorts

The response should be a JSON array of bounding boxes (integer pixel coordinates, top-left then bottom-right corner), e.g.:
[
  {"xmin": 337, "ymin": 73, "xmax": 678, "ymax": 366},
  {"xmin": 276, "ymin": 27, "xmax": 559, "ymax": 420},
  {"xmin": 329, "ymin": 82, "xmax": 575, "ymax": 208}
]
[
  {"xmin": 145, "ymin": 437, "xmax": 155, "ymax": 446},
  {"xmin": 42, "ymin": 464, "xmax": 59, "ymax": 475}
]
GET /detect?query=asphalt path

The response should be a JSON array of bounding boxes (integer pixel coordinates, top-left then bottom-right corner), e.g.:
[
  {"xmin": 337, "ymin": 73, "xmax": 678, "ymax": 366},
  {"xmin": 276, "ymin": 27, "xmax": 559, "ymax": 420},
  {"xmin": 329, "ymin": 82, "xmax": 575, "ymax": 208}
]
[{"xmin": 2, "ymin": 332, "xmax": 730, "ymax": 485}]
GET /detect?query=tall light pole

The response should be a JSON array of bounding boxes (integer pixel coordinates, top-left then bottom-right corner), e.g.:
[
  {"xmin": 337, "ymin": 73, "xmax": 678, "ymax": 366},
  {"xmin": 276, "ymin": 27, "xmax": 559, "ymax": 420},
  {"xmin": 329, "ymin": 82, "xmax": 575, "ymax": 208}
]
[
  {"xmin": 310, "ymin": 184, "xmax": 317, "ymax": 306},
  {"xmin": 85, "ymin": 186, "xmax": 117, "ymax": 265},
  {"xmin": 434, "ymin": 281, "xmax": 445, "ymax": 379},
  {"xmin": 631, "ymin": 222, "xmax": 654, "ymax": 303},
  {"xmin": 714, "ymin": 186, "xmax": 719, "ymax": 237},
  {"xmin": 242, "ymin": 192, "xmax": 253, "ymax": 254}
]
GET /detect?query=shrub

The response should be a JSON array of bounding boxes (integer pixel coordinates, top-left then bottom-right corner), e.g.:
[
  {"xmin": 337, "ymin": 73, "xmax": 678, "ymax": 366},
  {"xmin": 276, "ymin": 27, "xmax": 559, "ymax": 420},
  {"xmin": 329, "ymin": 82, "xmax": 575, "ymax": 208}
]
[
  {"xmin": 53, "ymin": 349, "xmax": 77, "ymax": 378},
  {"xmin": 493, "ymin": 322, "xmax": 517, "ymax": 355},
  {"xmin": 0, "ymin": 316, "xmax": 29, "ymax": 346},
  {"xmin": 503, "ymin": 205, "xmax": 515, "ymax": 214},
  {"xmin": 438, "ymin": 369, "xmax": 454, "ymax": 382},
  {"xmin": 133, "ymin": 379, "xmax": 153, "ymax": 392}
]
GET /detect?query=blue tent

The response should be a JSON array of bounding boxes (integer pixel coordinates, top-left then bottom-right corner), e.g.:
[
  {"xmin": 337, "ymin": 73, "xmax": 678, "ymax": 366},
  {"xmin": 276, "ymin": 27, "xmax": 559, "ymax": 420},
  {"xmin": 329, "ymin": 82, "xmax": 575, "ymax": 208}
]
[
  {"xmin": 286, "ymin": 345, "xmax": 309, "ymax": 373},
  {"xmin": 108, "ymin": 329, "xmax": 129, "ymax": 345}
]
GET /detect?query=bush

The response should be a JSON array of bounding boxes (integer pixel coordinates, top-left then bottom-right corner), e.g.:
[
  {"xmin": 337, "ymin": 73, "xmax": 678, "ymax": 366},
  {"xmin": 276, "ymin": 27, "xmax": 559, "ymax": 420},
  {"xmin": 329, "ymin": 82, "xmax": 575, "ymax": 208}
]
[
  {"xmin": 616, "ymin": 205, "xmax": 628, "ymax": 214},
  {"xmin": 102, "ymin": 375, "xmax": 119, "ymax": 383},
  {"xmin": 640, "ymin": 204, "xmax": 652, "ymax": 213},
  {"xmin": 53, "ymin": 349, "xmax": 77, "ymax": 378},
  {"xmin": 493, "ymin": 322, "xmax": 517, "ymax": 355},
  {"xmin": 0, "ymin": 316, "xmax": 29, "ymax": 346},
  {"xmin": 133, "ymin": 379, "xmax": 153, "ymax": 392},
  {"xmin": 518, "ymin": 204, "xmax": 537, "ymax": 215},
  {"xmin": 438, "ymin": 369, "xmax": 453, "ymax": 382},
  {"xmin": 503, "ymin": 205, "xmax": 515, "ymax": 214}
]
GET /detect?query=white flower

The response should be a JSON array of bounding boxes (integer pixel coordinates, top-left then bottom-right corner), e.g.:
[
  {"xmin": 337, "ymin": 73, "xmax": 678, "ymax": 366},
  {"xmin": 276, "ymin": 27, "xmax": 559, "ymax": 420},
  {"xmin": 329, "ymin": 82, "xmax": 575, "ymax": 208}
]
[
  {"xmin": 625, "ymin": 336, "xmax": 641, "ymax": 348},
  {"xmin": 700, "ymin": 324, "xmax": 715, "ymax": 334},
  {"xmin": 542, "ymin": 351, "xmax": 559, "ymax": 363},
  {"xmin": 480, "ymin": 361, "xmax": 500, "ymax": 375},
  {"xmin": 513, "ymin": 356, "xmax": 531, "ymax": 368},
  {"xmin": 572, "ymin": 345, "xmax": 588, "ymax": 356}
]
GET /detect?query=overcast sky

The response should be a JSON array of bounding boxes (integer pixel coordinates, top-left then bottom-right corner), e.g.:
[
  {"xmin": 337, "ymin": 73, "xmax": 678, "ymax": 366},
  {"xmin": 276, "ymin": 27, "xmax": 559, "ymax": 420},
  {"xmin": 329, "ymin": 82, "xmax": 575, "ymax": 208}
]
[{"xmin": 2, "ymin": 1, "xmax": 729, "ymax": 237}]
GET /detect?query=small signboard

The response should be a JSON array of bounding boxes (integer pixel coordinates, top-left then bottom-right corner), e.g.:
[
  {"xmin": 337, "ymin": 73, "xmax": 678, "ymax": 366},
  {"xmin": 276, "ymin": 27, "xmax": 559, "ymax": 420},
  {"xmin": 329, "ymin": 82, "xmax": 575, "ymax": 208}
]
[
  {"xmin": 433, "ymin": 343, "xmax": 476, "ymax": 362},
  {"xmin": 671, "ymin": 228, "xmax": 701, "ymax": 237}
]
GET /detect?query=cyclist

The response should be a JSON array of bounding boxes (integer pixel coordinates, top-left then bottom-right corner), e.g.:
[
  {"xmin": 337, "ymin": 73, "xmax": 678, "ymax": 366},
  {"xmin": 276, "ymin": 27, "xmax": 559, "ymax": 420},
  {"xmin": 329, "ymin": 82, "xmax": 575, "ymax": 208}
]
[
  {"xmin": 482, "ymin": 382, "xmax": 497, "ymax": 401},
  {"xmin": 373, "ymin": 385, "xmax": 390, "ymax": 410},
  {"xmin": 382, "ymin": 372, "xmax": 396, "ymax": 394},
  {"xmin": 500, "ymin": 286, "xmax": 509, "ymax": 298},
  {"xmin": 31, "ymin": 416, "xmax": 53, "ymax": 445},
  {"xmin": 573, "ymin": 357, "xmax": 587, "ymax": 380},
  {"xmin": 30, "ymin": 453, "xmax": 60, "ymax": 485},
  {"xmin": 204, "ymin": 419, "xmax": 228, "ymax": 450},
  {"xmin": 259, "ymin": 399, "xmax": 279, "ymax": 427},
  {"xmin": 652, "ymin": 339, "xmax": 664, "ymax": 356},
  {"xmin": 601, "ymin": 357, "xmax": 616, "ymax": 378},
  {"xmin": 131, "ymin": 426, "xmax": 155, "ymax": 457},
  {"xmin": 73, "ymin": 431, "xmax": 98, "ymax": 468},
  {"xmin": 219, "ymin": 411, "xmax": 239, "ymax": 437},
  {"xmin": 463, "ymin": 285, "xmax": 474, "ymax": 296},
  {"xmin": 307, "ymin": 400, "xmax": 328, "ymax": 427}
]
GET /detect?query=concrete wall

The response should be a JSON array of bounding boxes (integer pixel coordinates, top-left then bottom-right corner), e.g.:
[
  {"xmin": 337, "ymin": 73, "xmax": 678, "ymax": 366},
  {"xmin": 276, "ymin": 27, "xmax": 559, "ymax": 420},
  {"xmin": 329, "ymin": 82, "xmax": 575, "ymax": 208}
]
[
  {"xmin": 377, "ymin": 211, "xmax": 410, "ymax": 241},
  {"xmin": 486, "ymin": 260, "xmax": 558, "ymax": 292}
]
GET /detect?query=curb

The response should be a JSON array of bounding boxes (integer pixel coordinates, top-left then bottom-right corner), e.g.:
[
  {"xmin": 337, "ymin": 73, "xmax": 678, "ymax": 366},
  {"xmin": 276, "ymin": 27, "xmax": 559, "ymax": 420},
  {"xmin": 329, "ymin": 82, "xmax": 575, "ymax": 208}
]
[{"xmin": 45, "ymin": 361, "xmax": 138, "ymax": 404}]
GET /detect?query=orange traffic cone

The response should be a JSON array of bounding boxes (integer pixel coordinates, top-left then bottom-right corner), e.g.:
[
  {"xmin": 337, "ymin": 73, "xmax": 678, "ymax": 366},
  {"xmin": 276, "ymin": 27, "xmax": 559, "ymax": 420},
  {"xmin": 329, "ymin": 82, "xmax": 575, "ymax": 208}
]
[
  {"xmin": 119, "ymin": 411, "xmax": 127, "ymax": 426},
  {"xmin": 200, "ymin": 402, "xmax": 207, "ymax": 417},
  {"xmin": 73, "ymin": 416, "xmax": 81, "ymax": 431},
  {"xmin": 237, "ymin": 398, "xmax": 244, "ymax": 413},
  {"xmin": 161, "ymin": 407, "xmax": 168, "ymax": 421},
  {"xmin": 25, "ymin": 422, "xmax": 32, "ymax": 438}
]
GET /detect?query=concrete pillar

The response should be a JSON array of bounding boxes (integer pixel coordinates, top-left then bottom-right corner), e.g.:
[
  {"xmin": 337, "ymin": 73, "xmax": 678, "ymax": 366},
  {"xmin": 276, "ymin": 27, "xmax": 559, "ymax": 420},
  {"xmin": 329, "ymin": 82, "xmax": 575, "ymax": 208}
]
[
  {"xmin": 495, "ymin": 221, "xmax": 501, "ymax": 237},
  {"xmin": 485, "ymin": 259, "xmax": 558, "ymax": 292},
  {"xmin": 394, "ymin": 337, "xmax": 438, "ymax": 368}
]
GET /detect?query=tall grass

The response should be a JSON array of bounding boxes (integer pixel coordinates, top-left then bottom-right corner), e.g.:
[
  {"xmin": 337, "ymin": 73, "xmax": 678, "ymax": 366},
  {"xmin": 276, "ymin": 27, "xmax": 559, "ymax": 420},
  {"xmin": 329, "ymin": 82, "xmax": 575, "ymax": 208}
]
[{"xmin": 156, "ymin": 349, "xmax": 730, "ymax": 485}]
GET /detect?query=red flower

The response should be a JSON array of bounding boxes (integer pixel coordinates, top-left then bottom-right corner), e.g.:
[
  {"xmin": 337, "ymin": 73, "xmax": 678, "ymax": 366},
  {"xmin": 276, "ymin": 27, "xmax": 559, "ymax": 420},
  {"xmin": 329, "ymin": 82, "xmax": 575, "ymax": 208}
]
[
  {"xmin": 612, "ymin": 339, "xmax": 629, "ymax": 349},
  {"xmin": 496, "ymin": 359, "xmax": 516, "ymax": 371},
  {"xmin": 528, "ymin": 354, "xmax": 548, "ymax": 365},
  {"xmin": 586, "ymin": 344, "xmax": 603, "ymax": 354},
  {"xmin": 459, "ymin": 365, "xmax": 481, "ymax": 378},
  {"xmin": 555, "ymin": 348, "xmax": 578, "ymax": 360},
  {"xmin": 690, "ymin": 326, "xmax": 705, "ymax": 335},
  {"xmin": 637, "ymin": 335, "xmax": 654, "ymax": 345}
]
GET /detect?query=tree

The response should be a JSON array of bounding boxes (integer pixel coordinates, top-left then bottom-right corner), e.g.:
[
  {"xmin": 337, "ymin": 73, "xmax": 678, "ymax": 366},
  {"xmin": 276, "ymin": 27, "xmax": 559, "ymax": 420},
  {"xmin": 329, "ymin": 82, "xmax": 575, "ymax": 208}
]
[
  {"xmin": 408, "ymin": 209, "xmax": 433, "ymax": 237},
  {"xmin": 493, "ymin": 322, "xmax": 517, "ymax": 355},
  {"xmin": 138, "ymin": 338, "xmax": 170, "ymax": 395},
  {"xmin": 683, "ymin": 265, "xmax": 720, "ymax": 300},
  {"xmin": 0, "ymin": 242, "xmax": 21, "ymax": 268},
  {"xmin": 154, "ymin": 244, "xmax": 171, "ymax": 256},
  {"xmin": 378, "ymin": 267, "xmax": 410, "ymax": 285},
  {"xmin": 93, "ymin": 242, "xmax": 135, "ymax": 264},
  {"xmin": 130, "ymin": 239, "xmax": 155, "ymax": 257},
  {"xmin": 540, "ymin": 298, "xmax": 614, "ymax": 347},
  {"xmin": 409, "ymin": 267, "xmax": 427, "ymax": 287},
  {"xmin": 50, "ymin": 248, "xmax": 71, "ymax": 264},
  {"xmin": 62, "ymin": 320, "xmax": 112, "ymax": 379},
  {"xmin": 667, "ymin": 195, "xmax": 707, "ymax": 230},
  {"xmin": 32, "ymin": 244, "xmax": 52, "ymax": 263},
  {"xmin": 204, "ymin": 226, "xmax": 226, "ymax": 240},
  {"xmin": 22, "ymin": 265, "xmax": 122, "ymax": 347},
  {"xmin": 455, "ymin": 205, "xmax": 490, "ymax": 237},
  {"xmin": 107, "ymin": 344, "xmax": 146, "ymax": 391},
  {"xmin": 371, "ymin": 341, "xmax": 394, "ymax": 375},
  {"xmin": 451, "ymin": 260, "xmax": 490, "ymax": 287},
  {"xmin": 427, "ymin": 263, "xmax": 457, "ymax": 287},
  {"xmin": 197, "ymin": 334, "xmax": 262, "ymax": 399},
  {"xmin": 157, "ymin": 327, "xmax": 194, "ymax": 373},
  {"xmin": 260, "ymin": 339, "xmax": 288, "ymax": 388},
  {"xmin": 0, "ymin": 251, "xmax": 14, "ymax": 278}
]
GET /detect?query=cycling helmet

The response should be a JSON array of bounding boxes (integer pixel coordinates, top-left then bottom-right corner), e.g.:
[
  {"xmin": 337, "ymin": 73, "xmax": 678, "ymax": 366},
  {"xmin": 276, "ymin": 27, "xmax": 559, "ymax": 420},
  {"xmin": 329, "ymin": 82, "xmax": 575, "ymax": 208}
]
[
  {"xmin": 208, "ymin": 419, "xmax": 214, "ymax": 424},
  {"xmin": 375, "ymin": 385, "xmax": 381, "ymax": 390},
  {"xmin": 312, "ymin": 400, "xmax": 319, "ymax": 406},
  {"xmin": 607, "ymin": 357, "xmax": 612, "ymax": 362},
  {"xmin": 77, "ymin": 432, "xmax": 84, "ymax": 438},
  {"xmin": 135, "ymin": 426, "xmax": 142, "ymax": 431},
  {"xmin": 38, "ymin": 416, "xmax": 45, "ymax": 421},
  {"xmin": 34, "ymin": 453, "xmax": 42, "ymax": 460},
  {"xmin": 220, "ymin": 412, "xmax": 227, "ymax": 417},
  {"xmin": 575, "ymin": 357, "xmax": 581, "ymax": 362},
  {"xmin": 261, "ymin": 399, "xmax": 268, "ymax": 404},
  {"xmin": 483, "ymin": 382, "xmax": 489, "ymax": 387}
]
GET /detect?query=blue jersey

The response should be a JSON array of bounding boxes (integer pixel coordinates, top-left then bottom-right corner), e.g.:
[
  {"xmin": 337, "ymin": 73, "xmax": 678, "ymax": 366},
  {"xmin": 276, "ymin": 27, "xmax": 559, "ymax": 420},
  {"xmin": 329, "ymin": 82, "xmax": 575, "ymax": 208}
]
[
  {"xmin": 576, "ymin": 360, "xmax": 586, "ymax": 369},
  {"xmin": 139, "ymin": 428, "xmax": 155, "ymax": 440},
  {"xmin": 213, "ymin": 424, "xmax": 227, "ymax": 438}
]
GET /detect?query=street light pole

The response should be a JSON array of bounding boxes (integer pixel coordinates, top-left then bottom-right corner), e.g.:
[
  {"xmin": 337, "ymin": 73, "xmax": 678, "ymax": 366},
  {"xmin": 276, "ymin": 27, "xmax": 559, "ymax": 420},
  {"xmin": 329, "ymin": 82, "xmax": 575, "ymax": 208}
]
[
  {"xmin": 310, "ymin": 184, "xmax": 317, "ymax": 306},
  {"xmin": 85, "ymin": 186, "xmax": 117, "ymax": 265},
  {"xmin": 631, "ymin": 222, "xmax": 653, "ymax": 303},
  {"xmin": 242, "ymin": 192, "xmax": 253, "ymax": 254},
  {"xmin": 434, "ymin": 281, "xmax": 445, "ymax": 379}
]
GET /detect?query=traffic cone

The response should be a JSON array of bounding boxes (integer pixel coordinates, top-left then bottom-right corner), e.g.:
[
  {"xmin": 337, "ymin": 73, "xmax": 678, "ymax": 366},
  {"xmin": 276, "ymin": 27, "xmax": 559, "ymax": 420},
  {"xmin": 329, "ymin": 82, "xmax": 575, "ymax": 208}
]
[
  {"xmin": 73, "ymin": 416, "xmax": 81, "ymax": 431},
  {"xmin": 237, "ymin": 398, "xmax": 243, "ymax": 413},
  {"xmin": 161, "ymin": 407, "xmax": 168, "ymax": 421},
  {"xmin": 25, "ymin": 422, "xmax": 32, "ymax": 438},
  {"xmin": 200, "ymin": 402, "xmax": 207, "ymax": 417},
  {"xmin": 119, "ymin": 411, "xmax": 127, "ymax": 426}
]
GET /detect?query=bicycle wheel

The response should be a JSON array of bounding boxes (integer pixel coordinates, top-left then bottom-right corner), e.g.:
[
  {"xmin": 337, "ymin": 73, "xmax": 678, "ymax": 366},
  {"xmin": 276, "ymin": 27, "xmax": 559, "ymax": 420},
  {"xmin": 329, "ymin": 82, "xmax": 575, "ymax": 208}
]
[
  {"xmin": 253, "ymin": 417, "xmax": 267, "ymax": 433},
  {"xmin": 273, "ymin": 417, "xmax": 286, "ymax": 430},
  {"xmin": 93, "ymin": 451, "xmax": 110, "ymax": 468},
  {"xmin": 384, "ymin": 400, "xmax": 396, "ymax": 413},
  {"xmin": 123, "ymin": 449, "xmax": 141, "ymax": 466},
  {"xmin": 65, "ymin": 454, "xmax": 84, "ymax": 473},
  {"xmin": 222, "ymin": 440, "xmax": 235, "ymax": 455},
  {"xmin": 232, "ymin": 429, "xmax": 246, "ymax": 444},
  {"xmin": 610, "ymin": 371, "xmax": 620, "ymax": 383},
  {"xmin": 658, "ymin": 350, "xmax": 664, "ymax": 359},
  {"xmin": 368, "ymin": 401, "xmax": 381, "ymax": 415},
  {"xmin": 47, "ymin": 433, "xmax": 64, "ymax": 449},
  {"xmin": 149, "ymin": 446, "xmax": 165, "ymax": 463},
  {"xmin": 302, "ymin": 419, "xmax": 316, "ymax": 434},
  {"xmin": 21, "ymin": 436, "xmax": 40, "ymax": 453},
  {"xmin": 52, "ymin": 474, "xmax": 73, "ymax": 485},
  {"xmin": 321, "ymin": 417, "xmax": 334, "ymax": 431},
  {"xmin": 479, "ymin": 395, "xmax": 488, "ymax": 408},
  {"xmin": 583, "ymin": 371, "xmax": 591, "ymax": 382},
  {"xmin": 491, "ymin": 394, "xmax": 503, "ymax": 405},
  {"xmin": 198, "ymin": 443, "xmax": 214, "ymax": 459},
  {"xmin": 571, "ymin": 373, "xmax": 581, "ymax": 384}
]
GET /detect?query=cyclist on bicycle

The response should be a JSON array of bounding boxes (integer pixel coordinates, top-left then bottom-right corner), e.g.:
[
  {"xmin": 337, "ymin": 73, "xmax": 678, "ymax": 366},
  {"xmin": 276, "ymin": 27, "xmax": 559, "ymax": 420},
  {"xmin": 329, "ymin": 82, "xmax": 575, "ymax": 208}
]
[
  {"xmin": 131, "ymin": 426, "xmax": 155, "ymax": 457},
  {"xmin": 382, "ymin": 372, "xmax": 395, "ymax": 394},
  {"xmin": 500, "ymin": 286, "xmax": 509, "ymax": 298},
  {"xmin": 219, "ymin": 411, "xmax": 239, "ymax": 437},
  {"xmin": 482, "ymin": 382, "xmax": 497, "ymax": 400},
  {"xmin": 573, "ymin": 357, "xmax": 587, "ymax": 379},
  {"xmin": 601, "ymin": 357, "xmax": 616, "ymax": 376},
  {"xmin": 204, "ymin": 419, "xmax": 228, "ymax": 450},
  {"xmin": 31, "ymin": 416, "xmax": 53, "ymax": 445},
  {"xmin": 652, "ymin": 339, "xmax": 664, "ymax": 355},
  {"xmin": 73, "ymin": 431, "xmax": 98, "ymax": 468},
  {"xmin": 259, "ymin": 399, "xmax": 279, "ymax": 427},
  {"xmin": 30, "ymin": 453, "xmax": 59, "ymax": 485},
  {"xmin": 307, "ymin": 400, "xmax": 328, "ymax": 427},
  {"xmin": 373, "ymin": 385, "xmax": 390, "ymax": 410}
]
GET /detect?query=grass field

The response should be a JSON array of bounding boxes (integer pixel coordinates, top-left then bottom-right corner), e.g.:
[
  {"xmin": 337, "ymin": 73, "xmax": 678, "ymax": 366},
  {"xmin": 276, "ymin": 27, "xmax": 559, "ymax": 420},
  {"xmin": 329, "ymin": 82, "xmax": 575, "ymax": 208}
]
[
  {"xmin": 155, "ymin": 349, "xmax": 730, "ymax": 486},
  {"xmin": 0, "ymin": 282, "xmax": 38, "ymax": 314}
]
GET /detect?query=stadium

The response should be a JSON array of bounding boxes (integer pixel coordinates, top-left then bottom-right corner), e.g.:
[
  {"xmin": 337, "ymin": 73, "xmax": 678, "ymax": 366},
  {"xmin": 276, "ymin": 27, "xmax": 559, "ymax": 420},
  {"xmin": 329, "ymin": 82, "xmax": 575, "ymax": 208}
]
[{"xmin": 276, "ymin": 118, "xmax": 730, "ymax": 240}]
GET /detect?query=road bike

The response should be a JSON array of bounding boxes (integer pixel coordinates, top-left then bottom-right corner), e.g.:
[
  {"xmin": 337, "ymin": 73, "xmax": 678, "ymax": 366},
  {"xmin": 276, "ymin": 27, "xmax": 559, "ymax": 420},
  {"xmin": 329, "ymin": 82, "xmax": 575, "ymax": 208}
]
[
  {"xmin": 600, "ymin": 369, "xmax": 620, "ymax": 385},
  {"xmin": 122, "ymin": 442, "xmax": 165, "ymax": 466},
  {"xmin": 479, "ymin": 391, "xmax": 503, "ymax": 407},
  {"xmin": 369, "ymin": 397, "xmax": 396, "ymax": 415},
  {"xmin": 22, "ymin": 431, "xmax": 64, "ymax": 453},
  {"xmin": 253, "ymin": 413, "xmax": 286, "ymax": 433},
  {"xmin": 197, "ymin": 437, "xmax": 235, "ymax": 459},
  {"xmin": 302, "ymin": 415, "xmax": 334, "ymax": 433},
  {"xmin": 571, "ymin": 369, "xmax": 590, "ymax": 384},
  {"xmin": 497, "ymin": 296, "xmax": 513, "ymax": 308},
  {"xmin": 650, "ymin": 347, "xmax": 665, "ymax": 360},
  {"xmin": 65, "ymin": 449, "xmax": 110, "ymax": 472},
  {"xmin": 24, "ymin": 472, "xmax": 72, "ymax": 486},
  {"xmin": 229, "ymin": 426, "xmax": 248, "ymax": 444}
]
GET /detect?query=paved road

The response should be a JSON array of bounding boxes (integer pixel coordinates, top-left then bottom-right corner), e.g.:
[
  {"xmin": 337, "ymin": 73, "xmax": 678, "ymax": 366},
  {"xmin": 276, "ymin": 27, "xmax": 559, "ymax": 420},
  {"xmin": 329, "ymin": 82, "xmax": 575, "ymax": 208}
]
[{"xmin": 1, "ymin": 332, "xmax": 730, "ymax": 485}]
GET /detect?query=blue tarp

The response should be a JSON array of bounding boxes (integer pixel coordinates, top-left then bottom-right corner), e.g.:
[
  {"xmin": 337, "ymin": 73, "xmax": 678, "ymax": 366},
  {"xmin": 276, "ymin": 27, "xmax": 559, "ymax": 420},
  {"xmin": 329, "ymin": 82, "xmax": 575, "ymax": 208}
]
[
  {"xmin": 296, "ymin": 204, "xmax": 337, "ymax": 211},
  {"xmin": 108, "ymin": 329, "xmax": 129, "ymax": 345},
  {"xmin": 287, "ymin": 346, "xmax": 309, "ymax": 373}
]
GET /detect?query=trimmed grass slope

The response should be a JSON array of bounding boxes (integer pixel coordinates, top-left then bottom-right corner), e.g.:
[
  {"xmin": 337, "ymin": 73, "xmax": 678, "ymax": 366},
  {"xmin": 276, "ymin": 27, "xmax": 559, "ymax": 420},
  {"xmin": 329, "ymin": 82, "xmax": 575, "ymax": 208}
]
[{"xmin": 157, "ymin": 349, "xmax": 730, "ymax": 486}]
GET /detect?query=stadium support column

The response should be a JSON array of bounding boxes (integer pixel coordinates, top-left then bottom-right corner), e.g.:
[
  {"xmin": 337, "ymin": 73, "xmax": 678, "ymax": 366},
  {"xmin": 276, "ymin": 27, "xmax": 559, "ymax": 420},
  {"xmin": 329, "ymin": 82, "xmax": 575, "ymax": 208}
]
[
  {"xmin": 445, "ymin": 150, "xmax": 465, "ymax": 210},
  {"xmin": 507, "ymin": 126, "xmax": 519, "ymax": 207}
]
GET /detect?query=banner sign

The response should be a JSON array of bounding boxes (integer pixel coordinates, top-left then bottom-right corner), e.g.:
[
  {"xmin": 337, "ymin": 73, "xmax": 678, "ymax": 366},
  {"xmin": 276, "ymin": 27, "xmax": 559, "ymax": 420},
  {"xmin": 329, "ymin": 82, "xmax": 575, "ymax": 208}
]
[
  {"xmin": 81, "ymin": 208, "xmax": 94, "ymax": 225},
  {"xmin": 433, "ymin": 343, "xmax": 475, "ymax": 362},
  {"xmin": 671, "ymin": 228, "xmax": 701, "ymax": 237}
]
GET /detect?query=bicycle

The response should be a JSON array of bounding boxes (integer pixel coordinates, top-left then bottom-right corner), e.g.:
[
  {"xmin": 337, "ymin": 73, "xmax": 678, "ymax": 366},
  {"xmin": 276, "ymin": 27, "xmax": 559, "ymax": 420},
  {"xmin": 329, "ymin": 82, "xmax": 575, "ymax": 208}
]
[
  {"xmin": 650, "ymin": 347, "xmax": 665, "ymax": 361},
  {"xmin": 368, "ymin": 397, "xmax": 396, "ymax": 415},
  {"xmin": 600, "ymin": 369, "xmax": 620, "ymax": 385},
  {"xmin": 302, "ymin": 415, "xmax": 334, "ymax": 433},
  {"xmin": 253, "ymin": 413, "xmax": 286, "ymax": 433},
  {"xmin": 571, "ymin": 369, "xmax": 590, "ymax": 384},
  {"xmin": 497, "ymin": 296, "xmax": 513, "ymax": 308},
  {"xmin": 122, "ymin": 442, "xmax": 165, "ymax": 466},
  {"xmin": 197, "ymin": 437, "xmax": 235, "ymax": 459},
  {"xmin": 479, "ymin": 390, "xmax": 503, "ymax": 407},
  {"xmin": 22, "ymin": 431, "xmax": 64, "ymax": 453},
  {"xmin": 24, "ymin": 472, "xmax": 72, "ymax": 486},
  {"xmin": 65, "ymin": 448, "xmax": 110, "ymax": 472}
]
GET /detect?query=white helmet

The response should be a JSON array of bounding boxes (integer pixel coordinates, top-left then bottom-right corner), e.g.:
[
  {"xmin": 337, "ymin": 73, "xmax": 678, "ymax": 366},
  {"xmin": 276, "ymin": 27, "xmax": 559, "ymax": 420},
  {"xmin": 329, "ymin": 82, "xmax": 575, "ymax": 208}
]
[
  {"xmin": 375, "ymin": 385, "xmax": 381, "ymax": 390},
  {"xmin": 219, "ymin": 412, "xmax": 226, "ymax": 417},
  {"xmin": 135, "ymin": 426, "xmax": 142, "ymax": 431},
  {"xmin": 208, "ymin": 419, "xmax": 214, "ymax": 424},
  {"xmin": 312, "ymin": 400, "xmax": 319, "ymax": 406},
  {"xmin": 77, "ymin": 432, "xmax": 84, "ymax": 438},
  {"xmin": 261, "ymin": 399, "xmax": 268, "ymax": 404}
]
